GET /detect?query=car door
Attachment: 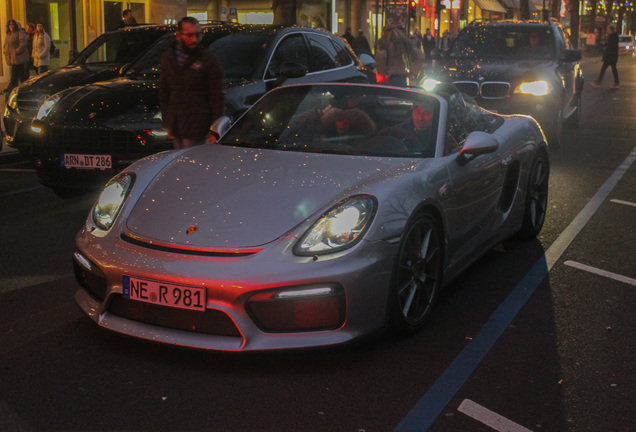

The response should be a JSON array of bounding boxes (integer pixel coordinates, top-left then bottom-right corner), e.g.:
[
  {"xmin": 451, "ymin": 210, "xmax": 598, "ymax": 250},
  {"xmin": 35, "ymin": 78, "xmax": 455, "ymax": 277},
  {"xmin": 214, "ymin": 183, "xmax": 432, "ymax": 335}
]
[{"xmin": 440, "ymin": 98, "xmax": 508, "ymax": 270}]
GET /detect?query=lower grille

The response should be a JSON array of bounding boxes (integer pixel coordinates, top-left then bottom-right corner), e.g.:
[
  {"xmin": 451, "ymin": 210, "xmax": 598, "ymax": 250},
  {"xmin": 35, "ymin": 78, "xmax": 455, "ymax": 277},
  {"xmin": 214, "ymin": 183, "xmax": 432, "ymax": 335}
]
[{"xmin": 108, "ymin": 295, "xmax": 242, "ymax": 337}]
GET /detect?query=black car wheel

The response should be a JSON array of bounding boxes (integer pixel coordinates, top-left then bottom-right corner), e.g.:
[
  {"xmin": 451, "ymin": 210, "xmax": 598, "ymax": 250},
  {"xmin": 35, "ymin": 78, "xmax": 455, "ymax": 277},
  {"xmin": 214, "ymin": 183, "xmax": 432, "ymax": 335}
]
[
  {"xmin": 517, "ymin": 150, "xmax": 549, "ymax": 240},
  {"xmin": 546, "ymin": 108, "xmax": 564, "ymax": 149},
  {"xmin": 389, "ymin": 212, "xmax": 443, "ymax": 334},
  {"xmin": 567, "ymin": 93, "xmax": 582, "ymax": 128}
]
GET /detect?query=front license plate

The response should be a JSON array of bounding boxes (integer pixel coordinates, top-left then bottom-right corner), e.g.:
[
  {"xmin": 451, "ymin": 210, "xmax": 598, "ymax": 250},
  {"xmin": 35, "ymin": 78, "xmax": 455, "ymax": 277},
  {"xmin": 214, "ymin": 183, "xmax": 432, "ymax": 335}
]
[
  {"xmin": 62, "ymin": 153, "xmax": 112, "ymax": 170},
  {"xmin": 122, "ymin": 276, "xmax": 206, "ymax": 312}
]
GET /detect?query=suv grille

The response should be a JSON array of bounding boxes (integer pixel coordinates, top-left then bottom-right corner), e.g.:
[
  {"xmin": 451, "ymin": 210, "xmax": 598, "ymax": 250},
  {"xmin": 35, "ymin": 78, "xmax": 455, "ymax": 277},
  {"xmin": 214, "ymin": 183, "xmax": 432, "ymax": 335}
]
[
  {"xmin": 452, "ymin": 81, "xmax": 510, "ymax": 100},
  {"xmin": 481, "ymin": 82, "xmax": 510, "ymax": 99},
  {"xmin": 453, "ymin": 81, "xmax": 479, "ymax": 98}
]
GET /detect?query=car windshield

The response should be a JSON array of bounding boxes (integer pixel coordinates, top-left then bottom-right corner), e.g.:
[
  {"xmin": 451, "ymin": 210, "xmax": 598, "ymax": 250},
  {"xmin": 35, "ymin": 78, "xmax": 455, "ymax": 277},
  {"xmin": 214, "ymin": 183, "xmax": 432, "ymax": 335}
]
[
  {"xmin": 72, "ymin": 29, "xmax": 171, "ymax": 65},
  {"xmin": 450, "ymin": 26, "xmax": 556, "ymax": 60},
  {"xmin": 619, "ymin": 36, "xmax": 632, "ymax": 43},
  {"xmin": 124, "ymin": 29, "xmax": 269, "ymax": 79},
  {"xmin": 220, "ymin": 85, "xmax": 440, "ymax": 158}
]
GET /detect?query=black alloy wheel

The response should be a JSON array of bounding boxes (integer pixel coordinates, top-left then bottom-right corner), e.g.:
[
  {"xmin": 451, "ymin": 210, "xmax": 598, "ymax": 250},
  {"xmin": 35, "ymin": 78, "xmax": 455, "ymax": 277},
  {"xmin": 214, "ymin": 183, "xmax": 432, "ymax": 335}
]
[
  {"xmin": 517, "ymin": 150, "xmax": 549, "ymax": 240},
  {"xmin": 389, "ymin": 212, "xmax": 444, "ymax": 334}
]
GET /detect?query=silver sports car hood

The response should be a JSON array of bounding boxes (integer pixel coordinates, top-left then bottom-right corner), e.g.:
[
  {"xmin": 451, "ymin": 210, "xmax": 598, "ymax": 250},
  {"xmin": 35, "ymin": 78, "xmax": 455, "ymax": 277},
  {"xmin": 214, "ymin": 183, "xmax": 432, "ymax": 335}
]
[{"xmin": 125, "ymin": 144, "xmax": 414, "ymax": 249}]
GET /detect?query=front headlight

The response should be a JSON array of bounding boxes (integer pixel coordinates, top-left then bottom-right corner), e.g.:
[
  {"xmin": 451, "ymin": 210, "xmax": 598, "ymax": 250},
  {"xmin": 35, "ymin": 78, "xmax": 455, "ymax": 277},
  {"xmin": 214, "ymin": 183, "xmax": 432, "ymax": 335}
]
[
  {"xmin": 7, "ymin": 88, "xmax": 19, "ymax": 110},
  {"xmin": 36, "ymin": 93, "xmax": 61, "ymax": 120},
  {"xmin": 294, "ymin": 195, "xmax": 377, "ymax": 256},
  {"xmin": 515, "ymin": 80, "xmax": 553, "ymax": 96},
  {"xmin": 92, "ymin": 172, "xmax": 135, "ymax": 231},
  {"xmin": 422, "ymin": 78, "xmax": 442, "ymax": 92}
]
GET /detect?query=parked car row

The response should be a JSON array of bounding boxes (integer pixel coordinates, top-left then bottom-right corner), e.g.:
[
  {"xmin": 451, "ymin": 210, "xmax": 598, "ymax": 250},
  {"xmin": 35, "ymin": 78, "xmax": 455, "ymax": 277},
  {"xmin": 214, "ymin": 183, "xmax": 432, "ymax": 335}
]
[{"xmin": 4, "ymin": 22, "xmax": 374, "ymax": 196}]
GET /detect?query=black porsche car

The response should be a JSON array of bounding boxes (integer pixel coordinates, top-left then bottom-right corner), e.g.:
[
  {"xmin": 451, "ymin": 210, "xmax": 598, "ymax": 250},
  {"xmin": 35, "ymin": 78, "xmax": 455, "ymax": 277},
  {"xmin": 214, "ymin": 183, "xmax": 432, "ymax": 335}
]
[
  {"xmin": 424, "ymin": 19, "xmax": 583, "ymax": 148},
  {"xmin": 29, "ymin": 23, "xmax": 373, "ymax": 197},
  {"xmin": 2, "ymin": 24, "xmax": 177, "ymax": 156}
]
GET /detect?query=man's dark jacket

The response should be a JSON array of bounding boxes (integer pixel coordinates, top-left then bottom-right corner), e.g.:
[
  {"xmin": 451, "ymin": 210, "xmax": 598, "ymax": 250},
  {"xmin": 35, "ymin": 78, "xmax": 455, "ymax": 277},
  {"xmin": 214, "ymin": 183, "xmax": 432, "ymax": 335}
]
[
  {"xmin": 159, "ymin": 43, "xmax": 226, "ymax": 140},
  {"xmin": 603, "ymin": 32, "xmax": 619, "ymax": 63}
]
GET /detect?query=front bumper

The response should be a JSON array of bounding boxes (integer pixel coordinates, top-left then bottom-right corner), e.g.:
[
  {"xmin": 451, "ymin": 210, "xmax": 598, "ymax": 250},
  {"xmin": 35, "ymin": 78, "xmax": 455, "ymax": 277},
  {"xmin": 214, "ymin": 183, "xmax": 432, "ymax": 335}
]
[
  {"xmin": 30, "ymin": 122, "xmax": 173, "ymax": 191},
  {"xmin": 73, "ymin": 223, "xmax": 397, "ymax": 352}
]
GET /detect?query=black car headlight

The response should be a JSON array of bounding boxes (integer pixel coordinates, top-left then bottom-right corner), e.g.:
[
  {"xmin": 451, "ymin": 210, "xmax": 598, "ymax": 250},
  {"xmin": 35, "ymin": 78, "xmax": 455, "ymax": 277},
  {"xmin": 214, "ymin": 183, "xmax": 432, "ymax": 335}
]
[
  {"xmin": 514, "ymin": 80, "xmax": 553, "ymax": 96},
  {"xmin": 294, "ymin": 195, "xmax": 377, "ymax": 256},
  {"xmin": 92, "ymin": 172, "xmax": 135, "ymax": 231}
]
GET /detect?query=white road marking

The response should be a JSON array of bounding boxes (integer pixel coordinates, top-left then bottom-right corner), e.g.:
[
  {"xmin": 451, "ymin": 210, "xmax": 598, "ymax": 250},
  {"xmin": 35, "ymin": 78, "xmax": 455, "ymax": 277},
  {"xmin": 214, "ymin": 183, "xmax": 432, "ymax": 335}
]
[
  {"xmin": 458, "ymin": 399, "xmax": 533, "ymax": 432},
  {"xmin": 564, "ymin": 261, "xmax": 636, "ymax": 286},
  {"xmin": 610, "ymin": 198, "xmax": 636, "ymax": 207}
]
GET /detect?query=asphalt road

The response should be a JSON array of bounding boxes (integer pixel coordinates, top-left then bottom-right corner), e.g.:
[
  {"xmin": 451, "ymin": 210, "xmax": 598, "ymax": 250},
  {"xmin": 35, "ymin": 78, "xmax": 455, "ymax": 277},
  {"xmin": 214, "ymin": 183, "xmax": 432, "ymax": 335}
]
[{"xmin": 0, "ymin": 57, "xmax": 634, "ymax": 432}]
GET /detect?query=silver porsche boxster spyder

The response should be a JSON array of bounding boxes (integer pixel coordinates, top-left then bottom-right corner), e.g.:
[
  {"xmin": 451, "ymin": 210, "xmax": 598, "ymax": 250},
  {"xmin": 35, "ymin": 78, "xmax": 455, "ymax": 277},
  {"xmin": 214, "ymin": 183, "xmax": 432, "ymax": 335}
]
[{"xmin": 73, "ymin": 83, "xmax": 549, "ymax": 351}]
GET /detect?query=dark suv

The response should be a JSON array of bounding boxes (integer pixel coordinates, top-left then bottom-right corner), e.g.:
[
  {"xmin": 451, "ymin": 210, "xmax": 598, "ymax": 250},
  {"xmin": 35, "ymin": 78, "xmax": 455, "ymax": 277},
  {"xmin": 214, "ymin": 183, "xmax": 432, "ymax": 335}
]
[
  {"xmin": 3, "ymin": 24, "xmax": 176, "ymax": 155},
  {"xmin": 426, "ymin": 19, "xmax": 583, "ymax": 147},
  {"xmin": 28, "ymin": 24, "xmax": 372, "ymax": 196}
]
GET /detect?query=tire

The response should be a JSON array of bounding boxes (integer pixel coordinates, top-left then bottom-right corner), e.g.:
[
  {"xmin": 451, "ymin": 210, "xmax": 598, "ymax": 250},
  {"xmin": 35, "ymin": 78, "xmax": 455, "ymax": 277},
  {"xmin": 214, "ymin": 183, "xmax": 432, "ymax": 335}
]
[
  {"xmin": 567, "ymin": 93, "xmax": 582, "ymax": 128},
  {"xmin": 517, "ymin": 151, "xmax": 549, "ymax": 240},
  {"xmin": 545, "ymin": 108, "xmax": 563, "ymax": 149},
  {"xmin": 389, "ymin": 212, "xmax": 444, "ymax": 335}
]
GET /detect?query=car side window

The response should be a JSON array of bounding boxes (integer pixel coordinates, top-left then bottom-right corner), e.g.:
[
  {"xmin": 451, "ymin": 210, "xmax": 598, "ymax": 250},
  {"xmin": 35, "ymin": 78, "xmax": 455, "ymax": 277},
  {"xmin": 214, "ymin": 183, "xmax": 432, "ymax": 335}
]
[
  {"xmin": 307, "ymin": 34, "xmax": 340, "ymax": 71},
  {"xmin": 445, "ymin": 94, "xmax": 483, "ymax": 155},
  {"xmin": 554, "ymin": 27, "xmax": 567, "ymax": 53},
  {"xmin": 266, "ymin": 34, "xmax": 310, "ymax": 79},
  {"xmin": 331, "ymin": 38, "xmax": 354, "ymax": 67}
]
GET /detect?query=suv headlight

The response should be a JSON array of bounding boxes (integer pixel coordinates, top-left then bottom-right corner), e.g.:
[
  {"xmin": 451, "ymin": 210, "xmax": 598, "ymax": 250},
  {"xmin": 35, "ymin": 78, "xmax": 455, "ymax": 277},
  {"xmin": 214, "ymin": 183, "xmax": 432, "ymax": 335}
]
[
  {"xmin": 514, "ymin": 80, "xmax": 553, "ymax": 96},
  {"xmin": 36, "ymin": 93, "xmax": 61, "ymax": 120},
  {"xmin": 92, "ymin": 172, "xmax": 135, "ymax": 231},
  {"xmin": 294, "ymin": 195, "xmax": 377, "ymax": 255}
]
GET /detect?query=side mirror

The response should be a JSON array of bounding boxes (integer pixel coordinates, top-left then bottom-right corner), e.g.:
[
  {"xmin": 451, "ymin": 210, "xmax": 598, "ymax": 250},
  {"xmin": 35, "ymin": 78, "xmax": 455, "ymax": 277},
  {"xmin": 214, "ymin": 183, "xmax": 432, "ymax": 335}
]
[
  {"xmin": 209, "ymin": 116, "xmax": 231, "ymax": 142},
  {"xmin": 563, "ymin": 49, "xmax": 582, "ymax": 63},
  {"xmin": 359, "ymin": 53, "xmax": 377, "ymax": 70},
  {"xmin": 456, "ymin": 131, "xmax": 498, "ymax": 165},
  {"xmin": 275, "ymin": 62, "xmax": 308, "ymax": 86}
]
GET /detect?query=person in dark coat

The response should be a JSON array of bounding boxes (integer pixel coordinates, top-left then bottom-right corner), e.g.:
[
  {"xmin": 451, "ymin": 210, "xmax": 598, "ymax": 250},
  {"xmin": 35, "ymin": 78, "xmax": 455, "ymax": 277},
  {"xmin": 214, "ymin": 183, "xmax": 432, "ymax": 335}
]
[
  {"xmin": 342, "ymin": 27, "xmax": 355, "ymax": 45},
  {"xmin": 351, "ymin": 29, "xmax": 372, "ymax": 56},
  {"xmin": 422, "ymin": 28, "xmax": 436, "ymax": 64},
  {"xmin": 159, "ymin": 17, "xmax": 226, "ymax": 148},
  {"xmin": 591, "ymin": 25, "xmax": 619, "ymax": 88},
  {"xmin": 3, "ymin": 19, "xmax": 30, "ymax": 93},
  {"xmin": 122, "ymin": 9, "xmax": 137, "ymax": 26}
]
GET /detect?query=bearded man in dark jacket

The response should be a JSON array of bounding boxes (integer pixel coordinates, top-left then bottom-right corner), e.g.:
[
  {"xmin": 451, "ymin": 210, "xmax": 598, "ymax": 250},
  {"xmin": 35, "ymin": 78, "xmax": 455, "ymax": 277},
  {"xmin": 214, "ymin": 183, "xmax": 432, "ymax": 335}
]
[{"xmin": 159, "ymin": 17, "xmax": 226, "ymax": 148}]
